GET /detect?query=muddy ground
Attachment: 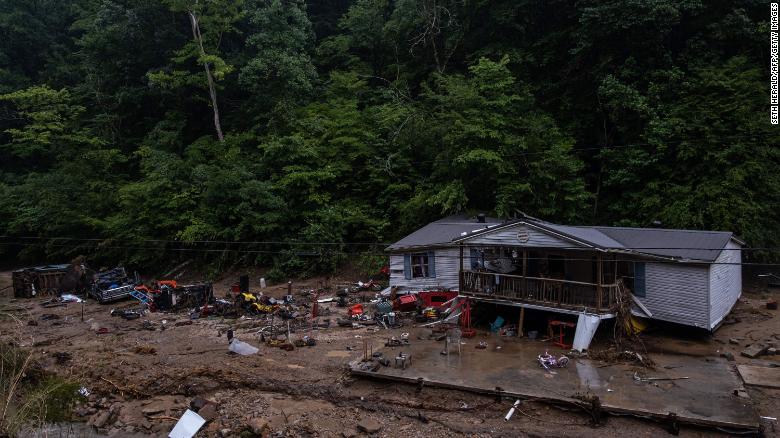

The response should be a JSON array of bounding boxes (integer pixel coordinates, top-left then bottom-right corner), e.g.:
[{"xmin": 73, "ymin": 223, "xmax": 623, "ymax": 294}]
[{"xmin": 0, "ymin": 271, "xmax": 778, "ymax": 437}]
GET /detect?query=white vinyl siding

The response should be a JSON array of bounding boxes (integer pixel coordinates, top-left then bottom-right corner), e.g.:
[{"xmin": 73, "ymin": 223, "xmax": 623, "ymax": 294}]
[
  {"xmin": 389, "ymin": 248, "xmax": 461, "ymax": 290},
  {"xmin": 460, "ymin": 224, "xmax": 583, "ymax": 248},
  {"xmin": 642, "ymin": 262, "xmax": 710, "ymax": 328},
  {"xmin": 708, "ymin": 240, "xmax": 742, "ymax": 329}
]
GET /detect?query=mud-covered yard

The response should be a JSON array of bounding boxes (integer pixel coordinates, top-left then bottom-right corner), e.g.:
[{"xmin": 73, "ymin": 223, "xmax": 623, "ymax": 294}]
[{"xmin": 0, "ymin": 271, "xmax": 777, "ymax": 437}]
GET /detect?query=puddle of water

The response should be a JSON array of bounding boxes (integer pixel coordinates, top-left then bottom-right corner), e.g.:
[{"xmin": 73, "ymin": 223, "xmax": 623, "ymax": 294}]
[{"xmin": 575, "ymin": 361, "xmax": 604, "ymax": 389}]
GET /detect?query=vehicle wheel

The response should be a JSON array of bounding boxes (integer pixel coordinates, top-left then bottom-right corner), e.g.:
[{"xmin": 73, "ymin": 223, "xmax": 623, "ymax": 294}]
[
  {"xmin": 371, "ymin": 284, "xmax": 383, "ymax": 291},
  {"xmin": 558, "ymin": 356, "xmax": 569, "ymax": 367}
]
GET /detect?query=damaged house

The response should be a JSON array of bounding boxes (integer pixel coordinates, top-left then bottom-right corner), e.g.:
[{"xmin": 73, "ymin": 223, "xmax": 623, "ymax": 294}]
[{"xmin": 387, "ymin": 215, "xmax": 744, "ymax": 349}]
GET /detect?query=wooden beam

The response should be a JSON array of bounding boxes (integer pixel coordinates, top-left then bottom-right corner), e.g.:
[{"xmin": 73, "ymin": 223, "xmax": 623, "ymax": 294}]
[
  {"xmin": 518, "ymin": 306, "xmax": 525, "ymax": 337},
  {"xmin": 522, "ymin": 249, "xmax": 527, "ymax": 299},
  {"xmin": 597, "ymin": 254, "xmax": 603, "ymax": 311}
]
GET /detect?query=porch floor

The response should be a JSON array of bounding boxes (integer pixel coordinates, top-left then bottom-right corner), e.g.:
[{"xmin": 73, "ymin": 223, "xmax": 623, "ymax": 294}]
[{"xmin": 350, "ymin": 329, "xmax": 759, "ymax": 432}]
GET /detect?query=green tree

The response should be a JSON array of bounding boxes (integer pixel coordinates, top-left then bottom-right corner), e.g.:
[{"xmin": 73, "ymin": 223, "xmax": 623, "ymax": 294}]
[
  {"xmin": 239, "ymin": 0, "xmax": 317, "ymax": 129},
  {"xmin": 148, "ymin": 0, "xmax": 244, "ymax": 142}
]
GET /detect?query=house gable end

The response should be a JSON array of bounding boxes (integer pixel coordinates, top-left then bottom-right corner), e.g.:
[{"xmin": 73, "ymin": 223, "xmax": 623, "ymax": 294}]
[{"xmin": 455, "ymin": 222, "xmax": 593, "ymax": 248}]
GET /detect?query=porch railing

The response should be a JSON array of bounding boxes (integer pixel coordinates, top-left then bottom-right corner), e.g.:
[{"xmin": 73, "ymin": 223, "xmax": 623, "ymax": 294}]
[{"xmin": 459, "ymin": 270, "xmax": 616, "ymax": 312}]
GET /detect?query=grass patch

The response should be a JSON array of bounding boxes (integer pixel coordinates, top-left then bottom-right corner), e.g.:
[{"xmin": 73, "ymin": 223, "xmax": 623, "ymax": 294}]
[{"xmin": 1, "ymin": 343, "xmax": 80, "ymax": 435}]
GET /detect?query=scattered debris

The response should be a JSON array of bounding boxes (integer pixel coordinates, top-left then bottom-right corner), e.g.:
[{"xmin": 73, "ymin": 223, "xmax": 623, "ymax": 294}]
[
  {"xmin": 741, "ymin": 344, "xmax": 768, "ymax": 358},
  {"xmin": 53, "ymin": 351, "xmax": 71, "ymax": 364},
  {"xmin": 90, "ymin": 267, "xmax": 137, "ymax": 303},
  {"xmin": 356, "ymin": 418, "xmax": 382, "ymax": 434},
  {"xmin": 737, "ymin": 365, "xmax": 780, "ymax": 389},
  {"xmin": 504, "ymin": 399, "xmax": 521, "ymax": 421},
  {"xmin": 133, "ymin": 345, "xmax": 157, "ymax": 355},
  {"xmin": 60, "ymin": 294, "xmax": 82, "ymax": 302},
  {"xmin": 229, "ymin": 339, "xmax": 259, "ymax": 355},
  {"xmin": 168, "ymin": 409, "xmax": 206, "ymax": 438},
  {"xmin": 720, "ymin": 352, "xmax": 735, "ymax": 361},
  {"xmin": 633, "ymin": 372, "xmax": 689, "ymax": 382},
  {"xmin": 537, "ymin": 351, "xmax": 569, "ymax": 370},
  {"xmin": 111, "ymin": 308, "xmax": 142, "ymax": 320}
]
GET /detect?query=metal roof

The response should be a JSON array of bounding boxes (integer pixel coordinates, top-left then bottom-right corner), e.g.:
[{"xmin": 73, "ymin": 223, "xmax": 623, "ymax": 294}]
[
  {"xmin": 386, "ymin": 215, "xmax": 503, "ymax": 251},
  {"xmin": 593, "ymin": 226, "xmax": 733, "ymax": 262},
  {"xmin": 390, "ymin": 216, "xmax": 740, "ymax": 262}
]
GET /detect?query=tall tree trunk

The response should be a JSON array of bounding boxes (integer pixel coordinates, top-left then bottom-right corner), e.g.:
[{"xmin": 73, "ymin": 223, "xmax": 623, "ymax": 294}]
[{"xmin": 188, "ymin": 11, "xmax": 224, "ymax": 142}]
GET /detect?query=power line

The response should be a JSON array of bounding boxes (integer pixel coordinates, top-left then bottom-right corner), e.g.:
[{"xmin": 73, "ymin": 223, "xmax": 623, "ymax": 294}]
[
  {"xmin": 375, "ymin": 133, "xmax": 771, "ymax": 166},
  {"xmin": 0, "ymin": 236, "xmax": 775, "ymax": 251},
  {"xmin": 0, "ymin": 241, "xmax": 778, "ymax": 266}
]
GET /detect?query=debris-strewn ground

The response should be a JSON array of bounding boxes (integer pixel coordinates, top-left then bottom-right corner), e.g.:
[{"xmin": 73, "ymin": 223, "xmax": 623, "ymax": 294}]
[{"xmin": 0, "ymin": 270, "xmax": 777, "ymax": 437}]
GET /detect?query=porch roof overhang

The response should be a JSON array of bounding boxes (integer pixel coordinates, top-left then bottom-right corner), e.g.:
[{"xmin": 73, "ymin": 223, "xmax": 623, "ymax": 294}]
[
  {"xmin": 459, "ymin": 294, "xmax": 616, "ymax": 319},
  {"xmin": 451, "ymin": 218, "xmax": 737, "ymax": 264}
]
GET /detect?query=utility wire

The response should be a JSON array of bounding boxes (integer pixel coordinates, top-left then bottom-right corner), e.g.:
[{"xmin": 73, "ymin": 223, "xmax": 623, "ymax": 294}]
[
  {"xmin": 0, "ymin": 236, "xmax": 774, "ymax": 251},
  {"xmin": 0, "ymin": 241, "xmax": 777, "ymax": 266},
  {"xmin": 375, "ymin": 134, "xmax": 773, "ymax": 166}
]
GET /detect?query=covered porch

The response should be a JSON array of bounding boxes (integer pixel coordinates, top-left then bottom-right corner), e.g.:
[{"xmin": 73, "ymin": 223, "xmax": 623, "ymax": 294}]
[{"xmin": 457, "ymin": 245, "xmax": 635, "ymax": 314}]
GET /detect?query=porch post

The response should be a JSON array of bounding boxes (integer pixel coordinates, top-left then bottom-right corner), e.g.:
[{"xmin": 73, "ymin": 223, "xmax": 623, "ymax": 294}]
[
  {"xmin": 522, "ymin": 249, "xmax": 527, "ymax": 297},
  {"xmin": 597, "ymin": 254, "xmax": 603, "ymax": 311},
  {"xmin": 459, "ymin": 244, "xmax": 464, "ymax": 291}
]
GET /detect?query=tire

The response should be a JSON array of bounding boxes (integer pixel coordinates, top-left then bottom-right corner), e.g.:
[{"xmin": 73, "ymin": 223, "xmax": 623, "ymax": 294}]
[{"xmin": 558, "ymin": 356, "xmax": 569, "ymax": 367}]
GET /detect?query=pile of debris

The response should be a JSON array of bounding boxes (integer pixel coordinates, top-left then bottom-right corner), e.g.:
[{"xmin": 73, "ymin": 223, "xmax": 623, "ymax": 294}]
[{"xmin": 90, "ymin": 267, "xmax": 137, "ymax": 303}]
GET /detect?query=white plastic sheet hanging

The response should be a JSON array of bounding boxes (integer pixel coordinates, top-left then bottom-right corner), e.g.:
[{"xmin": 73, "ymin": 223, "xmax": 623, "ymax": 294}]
[{"xmin": 572, "ymin": 313, "xmax": 601, "ymax": 352}]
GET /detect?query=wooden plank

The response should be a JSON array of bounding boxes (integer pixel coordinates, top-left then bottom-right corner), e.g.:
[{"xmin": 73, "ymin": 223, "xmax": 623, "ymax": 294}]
[
  {"xmin": 518, "ymin": 307, "xmax": 525, "ymax": 337},
  {"xmin": 737, "ymin": 365, "xmax": 780, "ymax": 389}
]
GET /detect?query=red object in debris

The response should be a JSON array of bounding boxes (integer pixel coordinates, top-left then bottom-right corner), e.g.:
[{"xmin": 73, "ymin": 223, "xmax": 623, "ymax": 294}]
[
  {"xmin": 394, "ymin": 294, "xmax": 418, "ymax": 311},
  {"xmin": 378, "ymin": 265, "xmax": 390, "ymax": 277},
  {"xmin": 230, "ymin": 283, "xmax": 241, "ymax": 293},
  {"xmin": 348, "ymin": 304, "xmax": 364, "ymax": 316},
  {"xmin": 418, "ymin": 290, "xmax": 458, "ymax": 308},
  {"xmin": 95, "ymin": 327, "xmax": 110, "ymax": 335},
  {"xmin": 548, "ymin": 320, "xmax": 576, "ymax": 349},
  {"xmin": 158, "ymin": 280, "xmax": 178, "ymax": 289},
  {"xmin": 768, "ymin": 299, "xmax": 778, "ymax": 310}
]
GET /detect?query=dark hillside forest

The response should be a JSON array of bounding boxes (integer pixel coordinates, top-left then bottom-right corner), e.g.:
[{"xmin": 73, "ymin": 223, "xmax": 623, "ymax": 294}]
[{"xmin": 0, "ymin": 0, "xmax": 778, "ymax": 277}]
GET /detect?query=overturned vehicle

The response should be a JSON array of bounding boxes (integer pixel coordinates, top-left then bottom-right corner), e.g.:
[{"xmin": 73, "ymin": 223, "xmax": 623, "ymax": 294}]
[{"xmin": 89, "ymin": 267, "xmax": 137, "ymax": 303}]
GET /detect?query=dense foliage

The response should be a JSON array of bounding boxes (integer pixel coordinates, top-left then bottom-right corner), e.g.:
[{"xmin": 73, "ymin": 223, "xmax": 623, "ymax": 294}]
[{"xmin": 0, "ymin": 0, "xmax": 777, "ymax": 275}]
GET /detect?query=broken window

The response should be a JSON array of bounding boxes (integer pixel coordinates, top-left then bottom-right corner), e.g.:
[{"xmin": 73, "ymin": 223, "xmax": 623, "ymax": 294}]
[
  {"xmin": 403, "ymin": 252, "xmax": 435, "ymax": 279},
  {"xmin": 411, "ymin": 253, "xmax": 429, "ymax": 278}
]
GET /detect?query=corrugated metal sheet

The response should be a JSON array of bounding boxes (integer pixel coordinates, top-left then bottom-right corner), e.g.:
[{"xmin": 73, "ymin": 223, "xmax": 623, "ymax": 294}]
[
  {"xmin": 538, "ymin": 223, "xmax": 624, "ymax": 248},
  {"xmin": 389, "ymin": 248, "xmax": 462, "ymax": 290},
  {"xmin": 709, "ymin": 240, "xmax": 742, "ymax": 329},
  {"xmin": 595, "ymin": 227, "xmax": 732, "ymax": 262},
  {"xmin": 460, "ymin": 224, "xmax": 580, "ymax": 248},
  {"xmin": 387, "ymin": 215, "xmax": 502, "ymax": 251},
  {"xmin": 643, "ymin": 262, "xmax": 709, "ymax": 327}
]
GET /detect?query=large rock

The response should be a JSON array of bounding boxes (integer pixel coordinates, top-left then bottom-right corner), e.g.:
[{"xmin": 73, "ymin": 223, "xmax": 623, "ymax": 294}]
[
  {"xmin": 88, "ymin": 410, "xmax": 113, "ymax": 428},
  {"xmin": 248, "ymin": 417, "xmax": 269, "ymax": 435},
  {"xmin": 741, "ymin": 344, "xmax": 768, "ymax": 359},
  {"xmin": 357, "ymin": 418, "xmax": 382, "ymax": 434},
  {"xmin": 198, "ymin": 403, "xmax": 218, "ymax": 422}
]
